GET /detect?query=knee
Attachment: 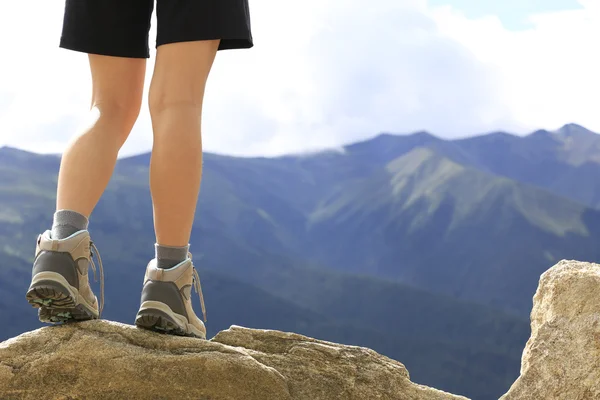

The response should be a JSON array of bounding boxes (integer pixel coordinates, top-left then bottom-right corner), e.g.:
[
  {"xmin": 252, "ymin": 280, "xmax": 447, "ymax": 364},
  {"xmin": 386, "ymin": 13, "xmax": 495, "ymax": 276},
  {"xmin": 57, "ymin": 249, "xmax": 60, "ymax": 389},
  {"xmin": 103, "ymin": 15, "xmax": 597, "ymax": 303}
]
[
  {"xmin": 92, "ymin": 101, "xmax": 142, "ymax": 143},
  {"xmin": 148, "ymin": 85, "xmax": 203, "ymax": 120}
]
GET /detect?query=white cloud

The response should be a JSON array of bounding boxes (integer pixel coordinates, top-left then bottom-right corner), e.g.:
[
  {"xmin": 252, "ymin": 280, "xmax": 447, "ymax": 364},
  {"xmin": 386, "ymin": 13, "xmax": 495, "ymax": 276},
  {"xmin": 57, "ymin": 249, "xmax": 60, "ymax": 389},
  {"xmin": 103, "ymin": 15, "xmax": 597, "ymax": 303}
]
[
  {"xmin": 0, "ymin": 2, "xmax": 87, "ymax": 153},
  {"xmin": 431, "ymin": 0, "xmax": 600, "ymax": 134},
  {"xmin": 0, "ymin": 0, "xmax": 597, "ymax": 157}
]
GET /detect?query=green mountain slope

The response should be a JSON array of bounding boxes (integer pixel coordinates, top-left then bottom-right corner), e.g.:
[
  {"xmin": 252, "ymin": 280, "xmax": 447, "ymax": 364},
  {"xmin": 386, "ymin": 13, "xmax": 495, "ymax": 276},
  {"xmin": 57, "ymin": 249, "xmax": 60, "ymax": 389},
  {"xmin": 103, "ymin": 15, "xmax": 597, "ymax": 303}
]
[
  {"xmin": 305, "ymin": 147, "xmax": 600, "ymax": 312},
  {"xmin": 454, "ymin": 123, "xmax": 600, "ymax": 208}
]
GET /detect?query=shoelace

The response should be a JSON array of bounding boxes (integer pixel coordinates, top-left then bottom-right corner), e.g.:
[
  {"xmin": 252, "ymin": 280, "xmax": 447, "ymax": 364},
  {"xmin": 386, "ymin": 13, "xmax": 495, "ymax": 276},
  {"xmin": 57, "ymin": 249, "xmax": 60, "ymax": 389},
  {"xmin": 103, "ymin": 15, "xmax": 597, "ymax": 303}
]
[
  {"xmin": 189, "ymin": 252, "xmax": 207, "ymax": 323},
  {"xmin": 89, "ymin": 240, "xmax": 105, "ymax": 317}
]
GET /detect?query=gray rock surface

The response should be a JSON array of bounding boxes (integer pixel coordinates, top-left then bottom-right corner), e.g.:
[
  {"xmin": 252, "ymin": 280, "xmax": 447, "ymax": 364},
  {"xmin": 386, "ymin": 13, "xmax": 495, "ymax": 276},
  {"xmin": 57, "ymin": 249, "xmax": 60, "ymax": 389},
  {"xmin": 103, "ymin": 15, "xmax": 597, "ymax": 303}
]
[
  {"xmin": 0, "ymin": 321, "xmax": 467, "ymax": 400},
  {"xmin": 501, "ymin": 260, "xmax": 600, "ymax": 399}
]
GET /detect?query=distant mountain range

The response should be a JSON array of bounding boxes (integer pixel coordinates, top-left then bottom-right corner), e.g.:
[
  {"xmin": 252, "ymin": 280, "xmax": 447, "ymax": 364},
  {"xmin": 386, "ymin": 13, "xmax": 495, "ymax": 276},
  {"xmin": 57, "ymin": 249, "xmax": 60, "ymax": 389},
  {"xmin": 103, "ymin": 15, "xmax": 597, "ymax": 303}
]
[{"xmin": 1, "ymin": 122, "xmax": 599, "ymax": 399}]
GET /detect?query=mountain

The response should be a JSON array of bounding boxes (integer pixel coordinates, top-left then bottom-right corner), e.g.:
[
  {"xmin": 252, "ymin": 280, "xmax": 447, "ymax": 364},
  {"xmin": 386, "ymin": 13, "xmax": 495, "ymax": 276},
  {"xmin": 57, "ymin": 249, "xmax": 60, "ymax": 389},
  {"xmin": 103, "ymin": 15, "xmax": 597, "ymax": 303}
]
[
  {"xmin": 4, "ymin": 123, "xmax": 600, "ymax": 398},
  {"xmin": 0, "ymin": 149, "xmax": 530, "ymax": 399},
  {"xmin": 175, "ymin": 124, "xmax": 600, "ymax": 315},
  {"xmin": 4, "ymin": 126, "xmax": 600, "ymax": 317},
  {"xmin": 453, "ymin": 123, "xmax": 600, "ymax": 208},
  {"xmin": 308, "ymin": 124, "xmax": 600, "ymax": 210},
  {"xmin": 304, "ymin": 146, "xmax": 600, "ymax": 312}
]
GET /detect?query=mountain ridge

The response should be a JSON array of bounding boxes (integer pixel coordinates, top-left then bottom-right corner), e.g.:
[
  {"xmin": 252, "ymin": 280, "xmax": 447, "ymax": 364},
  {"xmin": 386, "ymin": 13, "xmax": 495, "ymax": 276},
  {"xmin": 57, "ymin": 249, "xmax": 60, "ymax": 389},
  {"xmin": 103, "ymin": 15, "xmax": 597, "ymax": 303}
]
[
  {"xmin": 2, "ymin": 122, "xmax": 596, "ymax": 161},
  {"xmin": 2, "ymin": 123, "xmax": 599, "ymax": 399}
]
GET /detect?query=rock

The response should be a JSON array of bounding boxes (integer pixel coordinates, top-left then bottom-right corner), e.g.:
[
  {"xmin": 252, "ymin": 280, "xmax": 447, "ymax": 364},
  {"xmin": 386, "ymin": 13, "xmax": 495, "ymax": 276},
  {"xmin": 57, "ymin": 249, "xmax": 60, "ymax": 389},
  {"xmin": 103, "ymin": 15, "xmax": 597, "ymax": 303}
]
[
  {"xmin": 0, "ymin": 321, "xmax": 467, "ymax": 400},
  {"xmin": 501, "ymin": 260, "xmax": 600, "ymax": 399}
]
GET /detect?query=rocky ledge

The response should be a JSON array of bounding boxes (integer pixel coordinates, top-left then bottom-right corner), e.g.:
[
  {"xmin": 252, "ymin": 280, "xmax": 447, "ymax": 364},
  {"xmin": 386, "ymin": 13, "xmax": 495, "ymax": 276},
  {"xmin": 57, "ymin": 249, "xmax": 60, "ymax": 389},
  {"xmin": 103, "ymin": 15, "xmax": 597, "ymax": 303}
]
[
  {"xmin": 500, "ymin": 260, "xmax": 600, "ymax": 399},
  {"xmin": 0, "ymin": 320, "xmax": 466, "ymax": 400},
  {"xmin": 6, "ymin": 259, "xmax": 597, "ymax": 399}
]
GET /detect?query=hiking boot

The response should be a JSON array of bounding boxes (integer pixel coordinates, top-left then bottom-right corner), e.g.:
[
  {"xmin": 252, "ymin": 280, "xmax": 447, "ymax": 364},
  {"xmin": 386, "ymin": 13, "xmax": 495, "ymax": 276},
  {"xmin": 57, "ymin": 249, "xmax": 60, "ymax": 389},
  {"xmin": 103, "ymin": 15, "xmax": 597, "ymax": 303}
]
[
  {"xmin": 135, "ymin": 254, "xmax": 206, "ymax": 339},
  {"xmin": 26, "ymin": 230, "xmax": 104, "ymax": 323}
]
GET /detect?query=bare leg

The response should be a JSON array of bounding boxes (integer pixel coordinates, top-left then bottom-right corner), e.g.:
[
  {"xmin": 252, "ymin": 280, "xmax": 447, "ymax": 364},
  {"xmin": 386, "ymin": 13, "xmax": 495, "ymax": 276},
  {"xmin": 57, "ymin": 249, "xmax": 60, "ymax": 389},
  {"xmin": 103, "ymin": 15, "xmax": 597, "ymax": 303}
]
[
  {"xmin": 30, "ymin": 55, "xmax": 146, "ymax": 323},
  {"xmin": 148, "ymin": 40, "xmax": 220, "ymax": 247},
  {"xmin": 56, "ymin": 55, "xmax": 146, "ymax": 216}
]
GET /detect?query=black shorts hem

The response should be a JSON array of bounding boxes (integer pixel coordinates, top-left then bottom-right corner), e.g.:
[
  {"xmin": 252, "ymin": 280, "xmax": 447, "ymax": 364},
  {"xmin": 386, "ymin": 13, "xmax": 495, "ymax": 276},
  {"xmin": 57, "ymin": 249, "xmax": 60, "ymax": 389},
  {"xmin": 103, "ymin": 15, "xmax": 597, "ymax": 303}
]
[
  {"xmin": 59, "ymin": 38, "xmax": 150, "ymax": 59},
  {"xmin": 157, "ymin": 36, "xmax": 254, "ymax": 51},
  {"xmin": 219, "ymin": 37, "xmax": 254, "ymax": 51}
]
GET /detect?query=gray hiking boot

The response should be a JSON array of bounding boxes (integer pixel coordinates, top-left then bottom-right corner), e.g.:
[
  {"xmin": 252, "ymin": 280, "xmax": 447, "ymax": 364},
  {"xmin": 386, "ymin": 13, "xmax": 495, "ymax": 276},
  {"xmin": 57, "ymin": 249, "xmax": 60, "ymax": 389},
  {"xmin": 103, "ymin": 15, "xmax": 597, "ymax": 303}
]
[
  {"xmin": 135, "ymin": 254, "xmax": 207, "ymax": 339},
  {"xmin": 26, "ymin": 230, "xmax": 104, "ymax": 323}
]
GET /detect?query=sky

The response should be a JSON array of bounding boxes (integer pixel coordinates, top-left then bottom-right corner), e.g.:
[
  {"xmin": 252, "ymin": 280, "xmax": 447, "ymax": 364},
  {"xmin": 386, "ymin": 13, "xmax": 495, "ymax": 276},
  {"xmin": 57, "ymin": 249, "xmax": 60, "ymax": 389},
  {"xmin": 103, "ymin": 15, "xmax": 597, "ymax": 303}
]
[{"xmin": 0, "ymin": 0, "xmax": 598, "ymax": 157}]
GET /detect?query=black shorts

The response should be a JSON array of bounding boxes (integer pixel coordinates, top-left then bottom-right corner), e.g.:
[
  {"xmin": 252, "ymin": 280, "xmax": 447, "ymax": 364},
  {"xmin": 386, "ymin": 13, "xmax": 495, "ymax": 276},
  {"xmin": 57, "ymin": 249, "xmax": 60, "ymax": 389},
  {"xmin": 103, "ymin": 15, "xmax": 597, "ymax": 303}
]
[{"xmin": 59, "ymin": 0, "xmax": 253, "ymax": 58}]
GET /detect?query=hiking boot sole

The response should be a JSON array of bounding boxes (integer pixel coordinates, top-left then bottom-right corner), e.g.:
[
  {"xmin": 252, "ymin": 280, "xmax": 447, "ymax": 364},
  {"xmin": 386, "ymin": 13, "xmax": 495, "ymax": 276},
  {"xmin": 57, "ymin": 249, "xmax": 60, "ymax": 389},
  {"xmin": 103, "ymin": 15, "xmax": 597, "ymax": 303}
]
[
  {"xmin": 26, "ymin": 272, "xmax": 98, "ymax": 324},
  {"xmin": 135, "ymin": 301, "xmax": 206, "ymax": 339}
]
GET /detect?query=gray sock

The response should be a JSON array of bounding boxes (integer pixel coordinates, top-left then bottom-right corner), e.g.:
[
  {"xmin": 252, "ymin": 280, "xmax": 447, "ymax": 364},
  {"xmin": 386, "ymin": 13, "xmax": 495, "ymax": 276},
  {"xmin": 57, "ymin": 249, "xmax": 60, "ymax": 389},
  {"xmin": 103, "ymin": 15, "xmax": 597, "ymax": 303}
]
[
  {"xmin": 51, "ymin": 210, "xmax": 89, "ymax": 240},
  {"xmin": 155, "ymin": 243, "xmax": 189, "ymax": 269}
]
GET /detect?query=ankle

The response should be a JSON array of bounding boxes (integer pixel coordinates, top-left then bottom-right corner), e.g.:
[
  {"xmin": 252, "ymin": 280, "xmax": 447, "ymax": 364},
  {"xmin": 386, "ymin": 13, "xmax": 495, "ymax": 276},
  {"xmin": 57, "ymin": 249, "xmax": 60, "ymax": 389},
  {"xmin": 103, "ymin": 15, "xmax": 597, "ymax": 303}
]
[
  {"xmin": 155, "ymin": 243, "xmax": 189, "ymax": 269},
  {"xmin": 51, "ymin": 210, "xmax": 89, "ymax": 239}
]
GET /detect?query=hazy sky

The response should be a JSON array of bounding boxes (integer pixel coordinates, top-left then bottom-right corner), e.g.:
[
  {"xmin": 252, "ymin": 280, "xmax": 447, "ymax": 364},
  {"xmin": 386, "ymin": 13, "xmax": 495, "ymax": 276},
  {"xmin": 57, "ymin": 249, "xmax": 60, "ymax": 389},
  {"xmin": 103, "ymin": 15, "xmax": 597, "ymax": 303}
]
[
  {"xmin": 428, "ymin": 0, "xmax": 584, "ymax": 29},
  {"xmin": 0, "ymin": 0, "xmax": 598, "ymax": 157}
]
